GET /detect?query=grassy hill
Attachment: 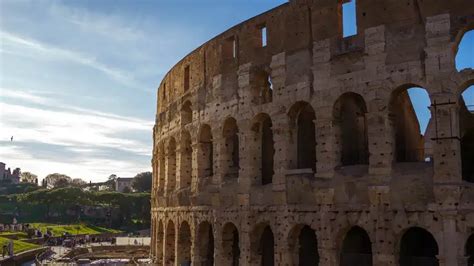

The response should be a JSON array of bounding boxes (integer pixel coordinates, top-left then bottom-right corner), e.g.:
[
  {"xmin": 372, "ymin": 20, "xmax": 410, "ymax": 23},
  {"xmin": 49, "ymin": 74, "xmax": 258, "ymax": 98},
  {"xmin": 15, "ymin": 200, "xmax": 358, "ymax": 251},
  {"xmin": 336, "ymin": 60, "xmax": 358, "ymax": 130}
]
[
  {"xmin": 0, "ymin": 237, "xmax": 39, "ymax": 254},
  {"xmin": 29, "ymin": 223, "xmax": 121, "ymax": 237}
]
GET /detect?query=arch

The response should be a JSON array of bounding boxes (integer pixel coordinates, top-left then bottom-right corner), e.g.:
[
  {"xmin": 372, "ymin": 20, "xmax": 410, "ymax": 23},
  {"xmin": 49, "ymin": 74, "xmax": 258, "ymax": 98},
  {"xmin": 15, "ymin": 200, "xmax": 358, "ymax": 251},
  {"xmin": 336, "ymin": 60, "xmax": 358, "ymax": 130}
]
[
  {"xmin": 166, "ymin": 138, "xmax": 177, "ymax": 191},
  {"xmin": 339, "ymin": 226, "xmax": 372, "ymax": 266},
  {"xmin": 288, "ymin": 224, "xmax": 319, "ymax": 266},
  {"xmin": 251, "ymin": 113, "xmax": 275, "ymax": 185},
  {"xmin": 165, "ymin": 220, "xmax": 176, "ymax": 265},
  {"xmin": 198, "ymin": 124, "xmax": 214, "ymax": 178},
  {"xmin": 333, "ymin": 92, "xmax": 369, "ymax": 165},
  {"xmin": 181, "ymin": 100, "xmax": 193, "ymax": 125},
  {"xmin": 399, "ymin": 227, "xmax": 439, "ymax": 266},
  {"xmin": 178, "ymin": 221, "xmax": 192, "ymax": 265},
  {"xmin": 288, "ymin": 101, "xmax": 316, "ymax": 171},
  {"xmin": 197, "ymin": 221, "xmax": 214, "ymax": 266},
  {"xmin": 455, "ymin": 28, "xmax": 474, "ymax": 71},
  {"xmin": 158, "ymin": 141, "xmax": 165, "ymax": 191},
  {"xmin": 252, "ymin": 69, "xmax": 273, "ymax": 105},
  {"xmin": 179, "ymin": 131, "xmax": 192, "ymax": 188},
  {"xmin": 222, "ymin": 222, "xmax": 240, "ymax": 266},
  {"xmin": 156, "ymin": 220, "xmax": 164, "ymax": 264},
  {"xmin": 222, "ymin": 117, "xmax": 240, "ymax": 179},
  {"xmin": 250, "ymin": 223, "xmax": 274, "ymax": 266},
  {"xmin": 465, "ymin": 233, "xmax": 474, "ymax": 266},
  {"xmin": 389, "ymin": 85, "xmax": 431, "ymax": 162},
  {"xmin": 459, "ymin": 84, "xmax": 474, "ymax": 182}
]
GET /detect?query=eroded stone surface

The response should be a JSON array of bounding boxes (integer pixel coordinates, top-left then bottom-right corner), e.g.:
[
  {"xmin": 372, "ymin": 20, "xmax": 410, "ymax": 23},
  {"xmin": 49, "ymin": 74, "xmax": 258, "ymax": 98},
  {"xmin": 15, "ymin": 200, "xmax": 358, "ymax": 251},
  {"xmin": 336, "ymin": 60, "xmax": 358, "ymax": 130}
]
[{"xmin": 150, "ymin": 1, "xmax": 474, "ymax": 265}]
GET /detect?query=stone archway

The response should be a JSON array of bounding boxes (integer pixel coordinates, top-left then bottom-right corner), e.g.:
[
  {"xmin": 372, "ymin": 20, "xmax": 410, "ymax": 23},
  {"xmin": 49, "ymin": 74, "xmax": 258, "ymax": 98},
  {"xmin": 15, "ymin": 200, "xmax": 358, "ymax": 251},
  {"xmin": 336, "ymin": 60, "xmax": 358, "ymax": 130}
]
[
  {"xmin": 466, "ymin": 234, "xmax": 474, "ymax": 266},
  {"xmin": 288, "ymin": 224, "xmax": 319, "ymax": 266},
  {"xmin": 177, "ymin": 221, "xmax": 192, "ymax": 265},
  {"xmin": 399, "ymin": 227, "xmax": 439, "ymax": 266},
  {"xmin": 165, "ymin": 220, "xmax": 176, "ymax": 265},
  {"xmin": 288, "ymin": 101, "xmax": 316, "ymax": 172},
  {"xmin": 333, "ymin": 92, "xmax": 369, "ymax": 165},
  {"xmin": 197, "ymin": 221, "xmax": 214, "ymax": 266},
  {"xmin": 339, "ymin": 226, "xmax": 372, "ymax": 266},
  {"xmin": 250, "ymin": 223, "xmax": 275, "ymax": 266},
  {"xmin": 222, "ymin": 222, "xmax": 240, "ymax": 266}
]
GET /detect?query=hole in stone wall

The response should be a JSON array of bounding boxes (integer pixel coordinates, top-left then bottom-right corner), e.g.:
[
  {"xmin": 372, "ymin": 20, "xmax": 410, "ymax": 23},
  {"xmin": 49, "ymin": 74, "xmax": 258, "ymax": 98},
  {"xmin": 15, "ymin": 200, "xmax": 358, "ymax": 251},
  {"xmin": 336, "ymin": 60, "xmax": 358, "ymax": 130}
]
[
  {"xmin": 222, "ymin": 223, "xmax": 240, "ymax": 266},
  {"xmin": 197, "ymin": 222, "xmax": 214, "ymax": 266},
  {"xmin": 199, "ymin": 124, "xmax": 214, "ymax": 178},
  {"xmin": 455, "ymin": 29, "xmax": 474, "ymax": 71},
  {"xmin": 223, "ymin": 117, "xmax": 240, "ymax": 178},
  {"xmin": 465, "ymin": 234, "xmax": 474, "ymax": 266},
  {"xmin": 259, "ymin": 226, "xmax": 274, "ymax": 266},
  {"xmin": 298, "ymin": 226, "xmax": 319, "ymax": 266},
  {"xmin": 184, "ymin": 65, "xmax": 190, "ymax": 92},
  {"xmin": 261, "ymin": 116, "xmax": 274, "ymax": 185},
  {"xmin": 339, "ymin": 226, "xmax": 372, "ymax": 266},
  {"xmin": 165, "ymin": 220, "xmax": 176, "ymax": 265},
  {"xmin": 460, "ymin": 85, "xmax": 474, "ymax": 183},
  {"xmin": 253, "ymin": 70, "xmax": 273, "ymax": 105},
  {"xmin": 180, "ymin": 131, "xmax": 192, "ymax": 188},
  {"xmin": 177, "ymin": 222, "xmax": 191, "ymax": 265},
  {"xmin": 181, "ymin": 101, "xmax": 192, "ymax": 125},
  {"xmin": 390, "ymin": 86, "xmax": 431, "ymax": 163},
  {"xmin": 342, "ymin": 0, "xmax": 357, "ymax": 38},
  {"xmin": 261, "ymin": 25, "xmax": 268, "ymax": 47},
  {"xmin": 223, "ymin": 36, "xmax": 237, "ymax": 59},
  {"xmin": 333, "ymin": 92, "xmax": 369, "ymax": 166},
  {"xmin": 289, "ymin": 102, "xmax": 316, "ymax": 171},
  {"xmin": 399, "ymin": 227, "xmax": 439, "ymax": 266}
]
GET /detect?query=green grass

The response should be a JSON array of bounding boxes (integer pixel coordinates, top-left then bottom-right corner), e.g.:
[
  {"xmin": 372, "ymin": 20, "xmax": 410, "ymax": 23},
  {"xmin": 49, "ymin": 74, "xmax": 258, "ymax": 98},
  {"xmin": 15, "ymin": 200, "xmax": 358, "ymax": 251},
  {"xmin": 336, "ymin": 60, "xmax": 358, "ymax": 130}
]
[
  {"xmin": 0, "ymin": 232, "xmax": 28, "ymax": 240},
  {"xmin": 28, "ymin": 223, "xmax": 121, "ymax": 237},
  {"xmin": 0, "ymin": 237, "xmax": 39, "ymax": 254}
]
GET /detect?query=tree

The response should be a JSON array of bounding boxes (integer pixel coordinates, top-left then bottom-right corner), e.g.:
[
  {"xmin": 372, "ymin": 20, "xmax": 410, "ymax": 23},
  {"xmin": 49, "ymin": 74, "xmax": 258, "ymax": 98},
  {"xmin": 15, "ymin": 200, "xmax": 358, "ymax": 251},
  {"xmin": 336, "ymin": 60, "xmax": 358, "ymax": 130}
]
[
  {"xmin": 131, "ymin": 172, "xmax": 152, "ymax": 192},
  {"xmin": 44, "ymin": 173, "xmax": 72, "ymax": 188},
  {"xmin": 20, "ymin": 172, "xmax": 38, "ymax": 184}
]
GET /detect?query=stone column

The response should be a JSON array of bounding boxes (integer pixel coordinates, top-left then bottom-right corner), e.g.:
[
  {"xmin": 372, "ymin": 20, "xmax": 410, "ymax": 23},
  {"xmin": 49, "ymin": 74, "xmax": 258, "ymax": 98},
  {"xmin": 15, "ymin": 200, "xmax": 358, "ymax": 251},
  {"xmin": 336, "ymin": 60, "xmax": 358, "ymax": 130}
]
[
  {"xmin": 315, "ymin": 106, "xmax": 337, "ymax": 178},
  {"xmin": 441, "ymin": 213, "xmax": 458, "ymax": 266},
  {"xmin": 367, "ymin": 99, "xmax": 393, "ymax": 177},
  {"xmin": 272, "ymin": 113, "xmax": 290, "ymax": 204}
]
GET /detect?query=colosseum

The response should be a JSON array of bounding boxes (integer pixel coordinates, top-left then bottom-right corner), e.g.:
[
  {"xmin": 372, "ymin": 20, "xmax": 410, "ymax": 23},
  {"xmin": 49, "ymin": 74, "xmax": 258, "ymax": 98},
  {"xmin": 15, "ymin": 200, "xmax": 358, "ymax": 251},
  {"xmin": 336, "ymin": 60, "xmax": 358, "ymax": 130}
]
[{"xmin": 150, "ymin": 0, "xmax": 474, "ymax": 265}]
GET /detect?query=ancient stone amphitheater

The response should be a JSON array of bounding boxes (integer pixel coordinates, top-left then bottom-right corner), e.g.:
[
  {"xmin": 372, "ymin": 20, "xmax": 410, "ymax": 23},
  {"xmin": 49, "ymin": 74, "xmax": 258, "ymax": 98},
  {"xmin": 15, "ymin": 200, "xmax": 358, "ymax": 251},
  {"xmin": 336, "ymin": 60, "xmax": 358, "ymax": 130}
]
[{"xmin": 150, "ymin": 0, "xmax": 474, "ymax": 265}]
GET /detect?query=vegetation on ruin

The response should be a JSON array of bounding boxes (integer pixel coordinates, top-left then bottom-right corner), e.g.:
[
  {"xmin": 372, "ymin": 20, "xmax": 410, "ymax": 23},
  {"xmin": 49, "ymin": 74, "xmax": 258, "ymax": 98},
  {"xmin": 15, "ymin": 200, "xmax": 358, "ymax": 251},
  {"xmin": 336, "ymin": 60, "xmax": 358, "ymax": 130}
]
[{"xmin": 0, "ymin": 237, "xmax": 39, "ymax": 254}]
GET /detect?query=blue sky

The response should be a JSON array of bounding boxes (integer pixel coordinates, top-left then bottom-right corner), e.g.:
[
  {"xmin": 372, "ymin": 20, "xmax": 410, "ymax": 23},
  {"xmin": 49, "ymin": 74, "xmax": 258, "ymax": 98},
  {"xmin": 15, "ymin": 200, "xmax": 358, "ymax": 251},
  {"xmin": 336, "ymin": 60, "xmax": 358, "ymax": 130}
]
[{"xmin": 0, "ymin": 0, "xmax": 472, "ymax": 182}]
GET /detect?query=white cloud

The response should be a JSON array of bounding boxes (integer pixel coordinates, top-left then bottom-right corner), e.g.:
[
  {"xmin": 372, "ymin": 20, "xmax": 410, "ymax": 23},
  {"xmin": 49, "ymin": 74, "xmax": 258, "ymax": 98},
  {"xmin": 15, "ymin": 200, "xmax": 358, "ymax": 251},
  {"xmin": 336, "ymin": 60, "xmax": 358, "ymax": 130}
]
[{"xmin": 0, "ymin": 90, "xmax": 153, "ymax": 181}]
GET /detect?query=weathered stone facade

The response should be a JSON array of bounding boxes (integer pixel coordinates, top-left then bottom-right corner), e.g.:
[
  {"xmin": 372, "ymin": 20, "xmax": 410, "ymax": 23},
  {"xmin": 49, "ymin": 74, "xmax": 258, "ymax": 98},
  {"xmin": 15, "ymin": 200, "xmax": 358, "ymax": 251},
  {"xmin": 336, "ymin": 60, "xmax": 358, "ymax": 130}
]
[{"xmin": 151, "ymin": 0, "xmax": 474, "ymax": 265}]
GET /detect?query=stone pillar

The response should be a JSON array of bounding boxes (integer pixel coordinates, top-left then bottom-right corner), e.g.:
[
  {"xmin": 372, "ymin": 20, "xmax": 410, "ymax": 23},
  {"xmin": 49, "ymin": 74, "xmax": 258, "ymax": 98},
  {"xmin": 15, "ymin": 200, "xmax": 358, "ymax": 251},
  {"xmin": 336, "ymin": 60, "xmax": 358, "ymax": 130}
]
[
  {"xmin": 272, "ymin": 113, "xmax": 290, "ymax": 204},
  {"xmin": 367, "ymin": 99, "xmax": 393, "ymax": 177},
  {"xmin": 441, "ymin": 213, "xmax": 459, "ymax": 266},
  {"xmin": 431, "ymin": 93, "xmax": 462, "ymax": 183},
  {"xmin": 191, "ymin": 142, "xmax": 199, "ymax": 193},
  {"xmin": 315, "ymin": 107, "xmax": 337, "ymax": 178}
]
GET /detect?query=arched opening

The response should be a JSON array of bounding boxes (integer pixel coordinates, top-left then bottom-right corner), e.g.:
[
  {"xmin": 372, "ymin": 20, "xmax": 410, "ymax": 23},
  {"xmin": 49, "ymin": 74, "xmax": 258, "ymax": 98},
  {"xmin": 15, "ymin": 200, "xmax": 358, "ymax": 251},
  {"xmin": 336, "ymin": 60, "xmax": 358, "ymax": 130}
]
[
  {"xmin": 389, "ymin": 86, "xmax": 431, "ymax": 162},
  {"xmin": 455, "ymin": 29, "xmax": 474, "ymax": 71},
  {"xmin": 223, "ymin": 117, "xmax": 240, "ymax": 179},
  {"xmin": 289, "ymin": 102, "xmax": 316, "ymax": 171},
  {"xmin": 166, "ymin": 138, "xmax": 176, "ymax": 191},
  {"xmin": 399, "ymin": 227, "xmax": 439, "ymax": 266},
  {"xmin": 178, "ymin": 221, "xmax": 192, "ymax": 265},
  {"xmin": 251, "ymin": 225, "xmax": 274, "ymax": 266},
  {"xmin": 165, "ymin": 220, "xmax": 176, "ymax": 265},
  {"xmin": 288, "ymin": 225, "xmax": 319, "ymax": 266},
  {"xmin": 222, "ymin": 222, "xmax": 240, "ymax": 266},
  {"xmin": 333, "ymin": 93, "xmax": 369, "ymax": 165},
  {"xmin": 181, "ymin": 101, "xmax": 192, "ymax": 126},
  {"xmin": 465, "ymin": 234, "xmax": 474, "ymax": 266},
  {"xmin": 158, "ymin": 142, "xmax": 165, "ymax": 192},
  {"xmin": 252, "ymin": 70, "xmax": 273, "ymax": 105},
  {"xmin": 252, "ymin": 114, "xmax": 275, "ymax": 185},
  {"xmin": 179, "ymin": 131, "xmax": 192, "ymax": 188},
  {"xmin": 459, "ymin": 85, "xmax": 474, "ymax": 182},
  {"xmin": 339, "ymin": 226, "xmax": 372, "ymax": 266},
  {"xmin": 199, "ymin": 124, "xmax": 214, "ymax": 178},
  {"xmin": 156, "ymin": 220, "xmax": 164, "ymax": 264},
  {"xmin": 197, "ymin": 221, "xmax": 214, "ymax": 266}
]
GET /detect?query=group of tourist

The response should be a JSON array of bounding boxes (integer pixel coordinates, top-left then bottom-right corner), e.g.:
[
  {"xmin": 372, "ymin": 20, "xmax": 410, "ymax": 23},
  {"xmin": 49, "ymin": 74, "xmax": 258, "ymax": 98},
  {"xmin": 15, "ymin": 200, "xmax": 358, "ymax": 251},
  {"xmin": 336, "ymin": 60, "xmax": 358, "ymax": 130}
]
[{"xmin": 1, "ymin": 239, "xmax": 14, "ymax": 258}]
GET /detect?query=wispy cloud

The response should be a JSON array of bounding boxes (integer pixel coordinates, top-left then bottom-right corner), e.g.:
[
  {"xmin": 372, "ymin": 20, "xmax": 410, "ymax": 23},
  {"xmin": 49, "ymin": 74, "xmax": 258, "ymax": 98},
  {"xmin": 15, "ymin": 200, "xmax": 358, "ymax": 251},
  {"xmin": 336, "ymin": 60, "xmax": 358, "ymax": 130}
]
[{"xmin": 0, "ymin": 31, "xmax": 148, "ymax": 91}]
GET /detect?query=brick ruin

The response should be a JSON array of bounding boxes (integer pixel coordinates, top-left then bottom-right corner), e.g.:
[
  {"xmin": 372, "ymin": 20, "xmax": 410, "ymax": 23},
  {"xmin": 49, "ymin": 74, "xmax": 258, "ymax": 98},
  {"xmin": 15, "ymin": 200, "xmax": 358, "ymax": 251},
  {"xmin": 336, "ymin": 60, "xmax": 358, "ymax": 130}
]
[{"xmin": 150, "ymin": 0, "xmax": 474, "ymax": 265}]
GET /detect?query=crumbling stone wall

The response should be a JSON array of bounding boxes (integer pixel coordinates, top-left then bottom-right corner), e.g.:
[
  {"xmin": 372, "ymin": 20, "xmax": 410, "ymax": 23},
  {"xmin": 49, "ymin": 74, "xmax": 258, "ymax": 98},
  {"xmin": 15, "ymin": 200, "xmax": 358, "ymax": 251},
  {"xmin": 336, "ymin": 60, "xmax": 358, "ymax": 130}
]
[{"xmin": 150, "ymin": 0, "xmax": 474, "ymax": 265}]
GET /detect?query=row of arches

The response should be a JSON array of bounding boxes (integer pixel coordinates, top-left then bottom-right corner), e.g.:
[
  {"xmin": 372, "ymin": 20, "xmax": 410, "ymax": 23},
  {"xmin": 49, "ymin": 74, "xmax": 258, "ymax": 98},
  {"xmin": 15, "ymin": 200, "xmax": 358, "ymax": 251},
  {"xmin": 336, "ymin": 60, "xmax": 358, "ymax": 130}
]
[
  {"xmin": 152, "ymin": 218, "xmax": 474, "ymax": 266},
  {"xmin": 156, "ymin": 84, "xmax": 474, "ymax": 191}
]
